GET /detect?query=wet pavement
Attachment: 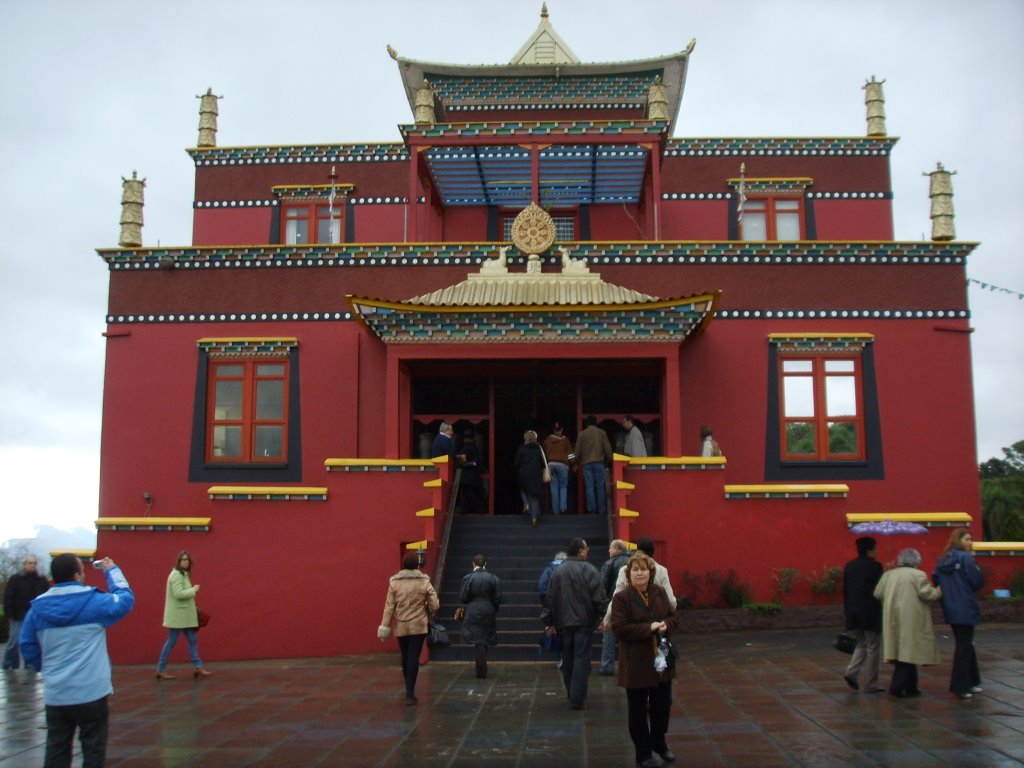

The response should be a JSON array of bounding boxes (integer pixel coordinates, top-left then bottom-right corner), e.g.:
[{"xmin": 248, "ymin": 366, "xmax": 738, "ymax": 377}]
[{"xmin": 2, "ymin": 625, "xmax": 1021, "ymax": 767}]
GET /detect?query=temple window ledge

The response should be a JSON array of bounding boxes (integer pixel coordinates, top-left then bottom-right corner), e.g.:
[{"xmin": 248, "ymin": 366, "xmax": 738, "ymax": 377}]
[
  {"xmin": 845, "ymin": 512, "xmax": 972, "ymax": 527},
  {"xmin": 972, "ymin": 542, "xmax": 1024, "ymax": 556},
  {"xmin": 95, "ymin": 517, "xmax": 212, "ymax": 531},
  {"xmin": 324, "ymin": 458, "xmax": 441, "ymax": 472},
  {"xmin": 207, "ymin": 486, "xmax": 327, "ymax": 500},
  {"xmin": 725, "ymin": 483, "xmax": 849, "ymax": 499},
  {"xmin": 625, "ymin": 457, "xmax": 726, "ymax": 470}
]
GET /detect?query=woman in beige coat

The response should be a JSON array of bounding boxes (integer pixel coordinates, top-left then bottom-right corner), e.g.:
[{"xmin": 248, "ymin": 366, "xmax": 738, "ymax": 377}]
[
  {"xmin": 156, "ymin": 550, "xmax": 212, "ymax": 679},
  {"xmin": 873, "ymin": 548, "xmax": 941, "ymax": 698},
  {"xmin": 378, "ymin": 552, "xmax": 440, "ymax": 705}
]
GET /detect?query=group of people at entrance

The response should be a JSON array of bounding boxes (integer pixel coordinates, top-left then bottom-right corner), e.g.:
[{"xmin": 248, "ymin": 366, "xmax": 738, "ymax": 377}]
[{"xmin": 843, "ymin": 528, "xmax": 985, "ymax": 699}]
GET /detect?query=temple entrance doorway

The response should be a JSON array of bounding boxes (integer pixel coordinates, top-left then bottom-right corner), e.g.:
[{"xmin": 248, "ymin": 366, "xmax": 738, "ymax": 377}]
[{"xmin": 410, "ymin": 360, "xmax": 662, "ymax": 514}]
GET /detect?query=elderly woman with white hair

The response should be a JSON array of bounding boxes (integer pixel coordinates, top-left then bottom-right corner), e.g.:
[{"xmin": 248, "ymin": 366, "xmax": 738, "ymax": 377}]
[{"xmin": 873, "ymin": 548, "xmax": 943, "ymax": 698}]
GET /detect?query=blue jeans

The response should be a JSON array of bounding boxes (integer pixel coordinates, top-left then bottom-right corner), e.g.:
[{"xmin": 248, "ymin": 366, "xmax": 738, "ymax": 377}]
[
  {"xmin": 560, "ymin": 626, "xmax": 595, "ymax": 707},
  {"xmin": 600, "ymin": 624, "xmax": 617, "ymax": 673},
  {"xmin": 520, "ymin": 491, "xmax": 541, "ymax": 522},
  {"xmin": 157, "ymin": 628, "xmax": 203, "ymax": 671},
  {"xmin": 3, "ymin": 619, "xmax": 22, "ymax": 669},
  {"xmin": 548, "ymin": 462, "xmax": 569, "ymax": 513},
  {"xmin": 583, "ymin": 462, "xmax": 606, "ymax": 514}
]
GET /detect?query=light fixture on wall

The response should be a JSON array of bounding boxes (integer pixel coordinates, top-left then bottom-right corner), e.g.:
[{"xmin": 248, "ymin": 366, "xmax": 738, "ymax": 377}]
[{"xmin": 142, "ymin": 492, "xmax": 153, "ymax": 515}]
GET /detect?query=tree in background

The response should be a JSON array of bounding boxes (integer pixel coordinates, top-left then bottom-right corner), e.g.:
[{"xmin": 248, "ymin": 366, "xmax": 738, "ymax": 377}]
[{"xmin": 980, "ymin": 440, "xmax": 1024, "ymax": 541}]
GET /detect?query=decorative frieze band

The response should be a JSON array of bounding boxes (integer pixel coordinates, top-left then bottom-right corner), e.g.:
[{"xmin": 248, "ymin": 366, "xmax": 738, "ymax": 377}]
[
  {"xmin": 666, "ymin": 137, "xmax": 898, "ymax": 156},
  {"xmin": 194, "ymin": 197, "xmax": 408, "ymax": 208},
  {"xmin": 661, "ymin": 191, "xmax": 892, "ymax": 200},
  {"xmin": 188, "ymin": 144, "xmax": 409, "ymax": 166},
  {"xmin": 197, "ymin": 337, "xmax": 299, "ymax": 356}
]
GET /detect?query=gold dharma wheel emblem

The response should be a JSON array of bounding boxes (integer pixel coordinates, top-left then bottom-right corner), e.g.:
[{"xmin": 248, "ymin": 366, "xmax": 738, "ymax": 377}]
[{"xmin": 511, "ymin": 202, "xmax": 556, "ymax": 255}]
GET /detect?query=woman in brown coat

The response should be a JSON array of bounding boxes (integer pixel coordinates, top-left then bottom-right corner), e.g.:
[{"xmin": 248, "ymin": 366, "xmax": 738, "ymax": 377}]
[
  {"xmin": 377, "ymin": 552, "xmax": 440, "ymax": 705},
  {"xmin": 611, "ymin": 553, "xmax": 679, "ymax": 768}
]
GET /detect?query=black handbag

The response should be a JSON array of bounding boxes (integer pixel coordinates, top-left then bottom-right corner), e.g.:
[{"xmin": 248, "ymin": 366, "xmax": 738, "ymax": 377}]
[
  {"xmin": 833, "ymin": 632, "xmax": 856, "ymax": 654},
  {"xmin": 427, "ymin": 621, "xmax": 450, "ymax": 648}
]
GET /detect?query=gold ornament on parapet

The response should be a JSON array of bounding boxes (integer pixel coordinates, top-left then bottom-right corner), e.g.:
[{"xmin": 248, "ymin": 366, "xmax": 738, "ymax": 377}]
[{"xmin": 511, "ymin": 202, "xmax": 556, "ymax": 256}]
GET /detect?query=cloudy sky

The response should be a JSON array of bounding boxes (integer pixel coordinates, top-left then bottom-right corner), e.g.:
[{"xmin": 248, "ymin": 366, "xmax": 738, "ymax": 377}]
[{"xmin": 1, "ymin": 0, "xmax": 1021, "ymax": 549}]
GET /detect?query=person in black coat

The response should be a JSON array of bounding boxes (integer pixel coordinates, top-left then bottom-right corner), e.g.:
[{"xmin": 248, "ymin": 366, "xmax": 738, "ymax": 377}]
[
  {"xmin": 459, "ymin": 554, "xmax": 502, "ymax": 678},
  {"xmin": 3, "ymin": 554, "xmax": 50, "ymax": 670},
  {"xmin": 842, "ymin": 536, "xmax": 884, "ymax": 692},
  {"xmin": 514, "ymin": 430, "xmax": 546, "ymax": 526},
  {"xmin": 458, "ymin": 431, "xmax": 485, "ymax": 515}
]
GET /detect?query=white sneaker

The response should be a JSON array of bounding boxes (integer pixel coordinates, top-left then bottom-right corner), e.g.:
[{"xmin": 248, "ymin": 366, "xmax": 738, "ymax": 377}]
[{"xmin": 970, "ymin": 686, "xmax": 983, "ymax": 694}]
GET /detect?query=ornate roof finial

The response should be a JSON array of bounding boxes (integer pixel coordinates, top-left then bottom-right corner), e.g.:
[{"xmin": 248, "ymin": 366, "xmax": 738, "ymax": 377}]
[
  {"xmin": 414, "ymin": 79, "xmax": 436, "ymax": 124},
  {"xmin": 511, "ymin": 4, "xmax": 579, "ymax": 64},
  {"xmin": 196, "ymin": 88, "xmax": 222, "ymax": 148},
  {"xmin": 923, "ymin": 161, "xmax": 957, "ymax": 241},
  {"xmin": 387, "ymin": 44, "xmax": 399, "ymax": 60},
  {"xmin": 119, "ymin": 170, "xmax": 146, "ymax": 248},
  {"xmin": 863, "ymin": 76, "xmax": 887, "ymax": 137}
]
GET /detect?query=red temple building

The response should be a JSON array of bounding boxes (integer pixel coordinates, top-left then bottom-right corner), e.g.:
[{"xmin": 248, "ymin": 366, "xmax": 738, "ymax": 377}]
[{"xmin": 90, "ymin": 9, "xmax": 1018, "ymax": 663}]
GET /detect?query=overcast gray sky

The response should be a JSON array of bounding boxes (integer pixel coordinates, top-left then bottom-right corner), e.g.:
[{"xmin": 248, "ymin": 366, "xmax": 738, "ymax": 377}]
[{"xmin": 1, "ymin": 0, "xmax": 1022, "ymax": 548}]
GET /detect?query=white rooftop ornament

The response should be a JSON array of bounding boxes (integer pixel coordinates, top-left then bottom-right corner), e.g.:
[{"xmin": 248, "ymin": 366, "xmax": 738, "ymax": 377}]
[{"xmin": 509, "ymin": 3, "xmax": 580, "ymax": 65}]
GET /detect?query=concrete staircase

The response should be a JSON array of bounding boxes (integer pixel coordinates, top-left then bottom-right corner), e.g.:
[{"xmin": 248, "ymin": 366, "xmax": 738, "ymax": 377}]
[{"xmin": 430, "ymin": 514, "xmax": 610, "ymax": 662}]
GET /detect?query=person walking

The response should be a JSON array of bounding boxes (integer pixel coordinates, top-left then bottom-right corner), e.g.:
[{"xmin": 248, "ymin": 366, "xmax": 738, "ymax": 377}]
[
  {"xmin": 873, "ymin": 548, "xmax": 942, "ymax": 698},
  {"xmin": 602, "ymin": 537, "xmax": 678, "ymax": 630},
  {"xmin": 542, "ymin": 538, "xmax": 607, "ymax": 710},
  {"xmin": 3, "ymin": 553, "xmax": 49, "ymax": 670},
  {"xmin": 378, "ymin": 552, "xmax": 440, "ymax": 705},
  {"xmin": 541, "ymin": 422, "xmax": 574, "ymax": 515},
  {"xmin": 575, "ymin": 416, "xmax": 612, "ymax": 515},
  {"xmin": 459, "ymin": 554, "xmax": 502, "ymax": 679},
  {"xmin": 598, "ymin": 539, "xmax": 632, "ymax": 675},
  {"xmin": 155, "ymin": 550, "xmax": 212, "ymax": 680},
  {"xmin": 622, "ymin": 416, "xmax": 647, "ymax": 458},
  {"xmin": 458, "ymin": 430, "xmax": 486, "ymax": 515},
  {"xmin": 842, "ymin": 536, "xmax": 884, "ymax": 692},
  {"xmin": 933, "ymin": 527, "xmax": 985, "ymax": 699},
  {"xmin": 514, "ymin": 430, "xmax": 546, "ymax": 526},
  {"xmin": 610, "ymin": 552, "xmax": 679, "ymax": 768},
  {"xmin": 20, "ymin": 554, "xmax": 135, "ymax": 768},
  {"xmin": 699, "ymin": 425, "xmax": 722, "ymax": 457}
]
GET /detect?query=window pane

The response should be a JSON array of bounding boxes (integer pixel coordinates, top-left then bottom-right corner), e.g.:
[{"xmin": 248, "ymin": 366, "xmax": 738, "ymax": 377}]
[
  {"xmin": 256, "ymin": 364, "xmax": 285, "ymax": 376},
  {"xmin": 775, "ymin": 199, "xmax": 800, "ymax": 210},
  {"xmin": 825, "ymin": 375, "xmax": 857, "ymax": 417},
  {"xmin": 254, "ymin": 426, "xmax": 283, "ymax": 458},
  {"xmin": 552, "ymin": 217, "xmax": 574, "ymax": 240},
  {"xmin": 825, "ymin": 359, "xmax": 855, "ymax": 373},
  {"xmin": 212, "ymin": 425, "xmax": 241, "ymax": 458},
  {"xmin": 255, "ymin": 380, "xmax": 284, "ymax": 419},
  {"xmin": 783, "ymin": 376, "xmax": 815, "ymax": 417},
  {"xmin": 783, "ymin": 360, "xmax": 813, "ymax": 373},
  {"xmin": 775, "ymin": 212, "xmax": 801, "ymax": 240},
  {"xmin": 317, "ymin": 216, "xmax": 341, "ymax": 244},
  {"xmin": 828, "ymin": 422, "xmax": 859, "ymax": 455},
  {"xmin": 741, "ymin": 212, "xmax": 766, "ymax": 240},
  {"xmin": 214, "ymin": 381, "xmax": 243, "ymax": 420},
  {"xmin": 785, "ymin": 422, "xmax": 816, "ymax": 455},
  {"xmin": 214, "ymin": 364, "xmax": 244, "ymax": 376},
  {"xmin": 285, "ymin": 218, "xmax": 308, "ymax": 244}
]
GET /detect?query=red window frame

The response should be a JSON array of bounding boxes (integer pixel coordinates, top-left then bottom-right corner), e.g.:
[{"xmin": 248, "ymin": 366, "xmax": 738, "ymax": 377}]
[
  {"xmin": 778, "ymin": 353, "xmax": 865, "ymax": 461},
  {"xmin": 741, "ymin": 196, "xmax": 804, "ymax": 241},
  {"xmin": 205, "ymin": 359, "xmax": 289, "ymax": 463},
  {"xmin": 281, "ymin": 203, "xmax": 342, "ymax": 244}
]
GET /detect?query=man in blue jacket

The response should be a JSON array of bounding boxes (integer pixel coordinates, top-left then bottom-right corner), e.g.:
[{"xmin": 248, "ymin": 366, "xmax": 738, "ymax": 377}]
[{"xmin": 20, "ymin": 553, "xmax": 135, "ymax": 768}]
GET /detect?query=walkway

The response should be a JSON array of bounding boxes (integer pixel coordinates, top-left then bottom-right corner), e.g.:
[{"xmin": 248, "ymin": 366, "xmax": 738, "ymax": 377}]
[{"xmin": 2, "ymin": 626, "xmax": 1021, "ymax": 767}]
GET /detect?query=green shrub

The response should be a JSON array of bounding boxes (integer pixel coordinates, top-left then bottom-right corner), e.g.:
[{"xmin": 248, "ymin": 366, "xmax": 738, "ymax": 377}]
[
  {"xmin": 721, "ymin": 570, "xmax": 753, "ymax": 608},
  {"xmin": 771, "ymin": 567, "xmax": 800, "ymax": 602},
  {"xmin": 809, "ymin": 566, "xmax": 843, "ymax": 601},
  {"xmin": 745, "ymin": 602, "xmax": 783, "ymax": 615},
  {"xmin": 1009, "ymin": 569, "xmax": 1024, "ymax": 597}
]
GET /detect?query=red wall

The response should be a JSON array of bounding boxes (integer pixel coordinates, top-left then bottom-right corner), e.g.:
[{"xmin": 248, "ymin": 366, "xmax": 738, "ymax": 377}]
[{"xmin": 192, "ymin": 208, "xmax": 273, "ymax": 246}]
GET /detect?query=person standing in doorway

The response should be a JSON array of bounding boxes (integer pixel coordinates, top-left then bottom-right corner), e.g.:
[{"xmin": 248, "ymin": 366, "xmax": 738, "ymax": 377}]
[
  {"xmin": 542, "ymin": 422, "xmax": 574, "ymax": 515},
  {"xmin": 458, "ymin": 430, "xmax": 486, "ymax": 515},
  {"xmin": 431, "ymin": 421, "xmax": 456, "ymax": 462},
  {"xmin": 842, "ymin": 536, "xmax": 884, "ymax": 693},
  {"xmin": 542, "ymin": 538, "xmax": 607, "ymax": 710},
  {"xmin": 459, "ymin": 554, "xmax": 502, "ymax": 679},
  {"xmin": 933, "ymin": 527, "xmax": 985, "ymax": 699},
  {"xmin": 3, "ymin": 553, "xmax": 49, "ymax": 670},
  {"xmin": 575, "ymin": 416, "xmax": 612, "ymax": 514},
  {"xmin": 622, "ymin": 416, "xmax": 647, "ymax": 458},
  {"xmin": 20, "ymin": 554, "xmax": 135, "ymax": 768}
]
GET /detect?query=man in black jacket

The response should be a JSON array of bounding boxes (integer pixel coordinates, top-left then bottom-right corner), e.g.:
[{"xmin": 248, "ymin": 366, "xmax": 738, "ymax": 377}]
[
  {"xmin": 542, "ymin": 538, "xmax": 607, "ymax": 709},
  {"xmin": 3, "ymin": 554, "xmax": 50, "ymax": 669},
  {"xmin": 598, "ymin": 539, "xmax": 631, "ymax": 675},
  {"xmin": 842, "ymin": 537, "xmax": 884, "ymax": 692}
]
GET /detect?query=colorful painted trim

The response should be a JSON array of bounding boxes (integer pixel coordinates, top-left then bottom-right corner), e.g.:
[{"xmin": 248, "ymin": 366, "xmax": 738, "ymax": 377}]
[
  {"xmin": 272, "ymin": 184, "xmax": 354, "ymax": 200},
  {"xmin": 720, "ymin": 309, "xmax": 969, "ymax": 320},
  {"xmin": 415, "ymin": 508, "xmax": 436, "ymax": 518},
  {"xmin": 194, "ymin": 197, "xmax": 406, "ymax": 208},
  {"xmin": 661, "ymin": 191, "xmax": 893, "ymax": 200},
  {"xmin": 768, "ymin": 333, "xmax": 873, "ymax": 353},
  {"xmin": 197, "ymin": 337, "xmax": 298, "ymax": 356},
  {"xmin": 727, "ymin": 177, "xmax": 812, "ymax": 194},
  {"xmin": 972, "ymin": 542, "xmax": 1024, "ymax": 556},
  {"xmin": 348, "ymin": 296, "xmax": 715, "ymax": 345},
  {"xmin": 95, "ymin": 517, "xmax": 212, "ymax": 531},
  {"xmin": 49, "ymin": 549, "xmax": 97, "ymax": 560},
  {"xmin": 406, "ymin": 540, "xmax": 429, "ymax": 551},
  {"xmin": 207, "ymin": 486, "xmax": 328, "ymax": 500},
  {"xmin": 724, "ymin": 484, "xmax": 849, "ymax": 499},
  {"xmin": 99, "ymin": 241, "xmax": 976, "ymax": 271},
  {"xmin": 324, "ymin": 458, "xmax": 439, "ymax": 472},
  {"xmin": 188, "ymin": 144, "xmax": 408, "ymax": 166},
  {"xmin": 627, "ymin": 457, "xmax": 727, "ymax": 470},
  {"xmin": 427, "ymin": 71, "xmax": 660, "ymax": 106},
  {"xmin": 665, "ymin": 137, "xmax": 898, "ymax": 156},
  {"xmin": 845, "ymin": 512, "xmax": 972, "ymax": 527},
  {"xmin": 618, "ymin": 508, "xmax": 640, "ymax": 518},
  {"xmin": 400, "ymin": 119, "xmax": 668, "ymax": 140}
]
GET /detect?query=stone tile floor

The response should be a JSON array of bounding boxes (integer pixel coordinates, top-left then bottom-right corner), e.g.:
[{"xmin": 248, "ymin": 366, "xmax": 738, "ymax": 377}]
[{"xmin": 1, "ymin": 626, "xmax": 1021, "ymax": 767}]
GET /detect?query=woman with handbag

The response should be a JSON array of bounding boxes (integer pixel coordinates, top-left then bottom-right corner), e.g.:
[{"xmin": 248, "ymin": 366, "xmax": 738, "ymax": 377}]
[
  {"xmin": 155, "ymin": 550, "xmax": 213, "ymax": 679},
  {"xmin": 514, "ymin": 430, "xmax": 546, "ymax": 527},
  {"xmin": 541, "ymin": 422, "xmax": 574, "ymax": 515},
  {"xmin": 458, "ymin": 554, "xmax": 502, "ymax": 678},
  {"xmin": 378, "ymin": 552, "xmax": 440, "ymax": 705},
  {"xmin": 610, "ymin": 553, "xmax": 679, "ymax": 768}
]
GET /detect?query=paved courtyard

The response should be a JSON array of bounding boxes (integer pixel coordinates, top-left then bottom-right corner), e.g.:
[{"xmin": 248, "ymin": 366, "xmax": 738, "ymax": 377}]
[{"xmin": 1, "ymin": 625, "xmax": 1022, "ymax": 767}]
